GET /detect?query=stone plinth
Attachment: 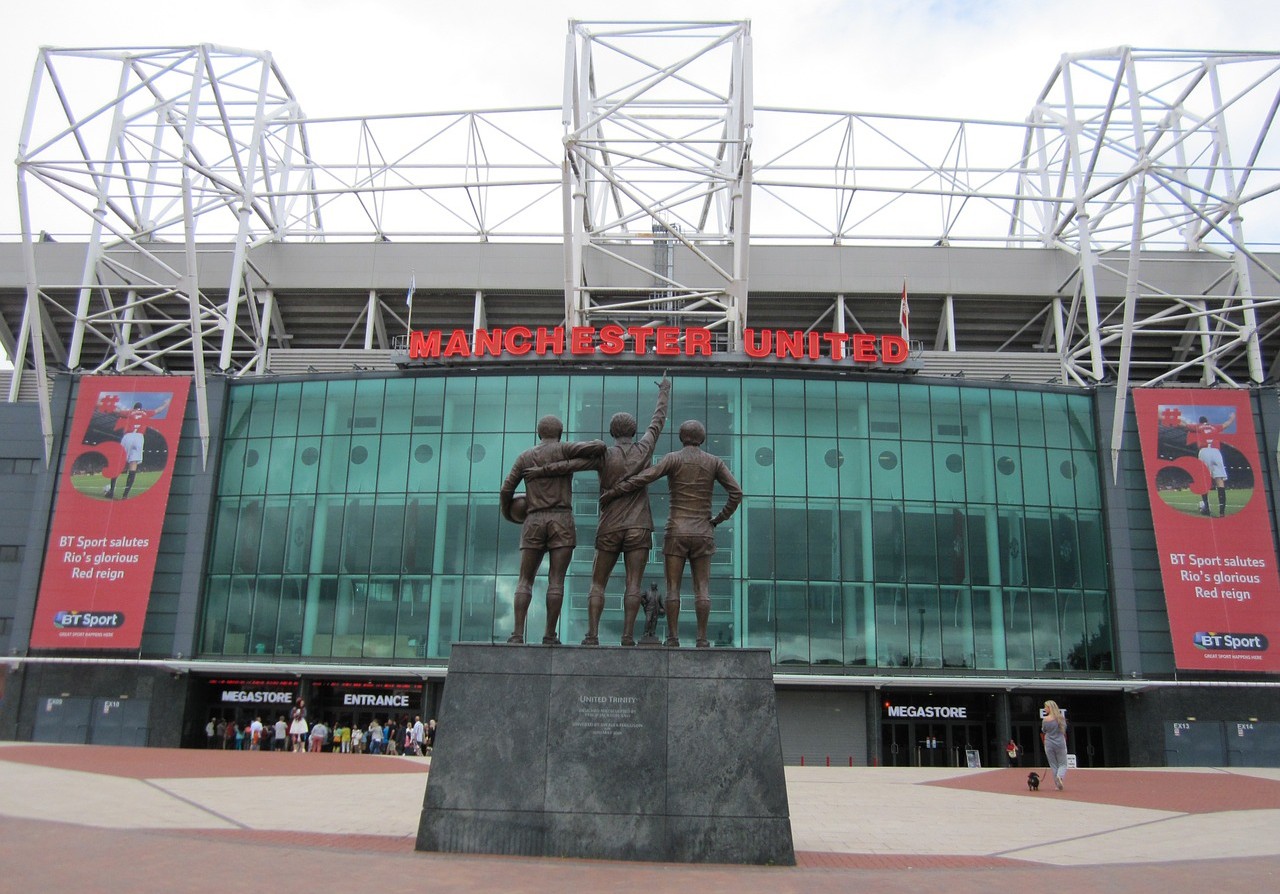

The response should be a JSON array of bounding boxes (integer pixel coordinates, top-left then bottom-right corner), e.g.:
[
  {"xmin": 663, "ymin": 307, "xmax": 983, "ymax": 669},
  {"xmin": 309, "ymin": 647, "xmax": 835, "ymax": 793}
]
[{"xmin": 415, "ymin": 643, "xmax": 794, "ymax": 865}]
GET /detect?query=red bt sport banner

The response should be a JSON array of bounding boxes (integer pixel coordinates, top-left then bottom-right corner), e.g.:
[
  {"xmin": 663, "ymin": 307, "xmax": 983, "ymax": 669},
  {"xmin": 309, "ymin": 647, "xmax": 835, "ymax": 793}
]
[
  {"xmin": 1132, "ymin": 388, "xmax": 1280, "ymax": 672},
  {"xmin": 30, "ymin": 375, "xmax": 190, "ymax": 650}
]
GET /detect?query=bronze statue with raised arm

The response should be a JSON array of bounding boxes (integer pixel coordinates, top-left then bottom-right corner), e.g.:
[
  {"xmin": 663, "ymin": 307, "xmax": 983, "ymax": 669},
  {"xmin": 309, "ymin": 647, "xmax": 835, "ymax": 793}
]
[
  {"xmin": 599, "ymin": 419, "xmax": 742, "ymax": 648},
  {"xmin": 499, "ymin": 416, "xmax": 605, "ymax": 644},
  {"xmin": 525, "ymin": 377, "xmax": 671, "ymax": 645}
]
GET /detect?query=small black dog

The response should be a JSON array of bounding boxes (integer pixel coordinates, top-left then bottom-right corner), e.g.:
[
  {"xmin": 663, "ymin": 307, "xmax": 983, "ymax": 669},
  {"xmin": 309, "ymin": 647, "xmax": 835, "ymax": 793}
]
[{"xmin": 1027, "ymin": 771, "xmax": 1041, "ymax": 791}]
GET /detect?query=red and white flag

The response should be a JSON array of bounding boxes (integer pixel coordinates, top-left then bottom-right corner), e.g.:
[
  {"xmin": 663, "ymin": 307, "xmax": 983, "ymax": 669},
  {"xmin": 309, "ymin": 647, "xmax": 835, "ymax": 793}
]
[{"xmin": 899, "ymin": 280, "xmax": 910, "ymax": 340}]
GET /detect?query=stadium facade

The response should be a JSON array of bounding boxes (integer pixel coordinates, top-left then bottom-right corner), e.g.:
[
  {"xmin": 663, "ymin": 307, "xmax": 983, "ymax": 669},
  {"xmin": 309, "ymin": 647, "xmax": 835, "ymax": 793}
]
[{"xmin": 3, "ymin": 24, "xmax": 1280, "ymax": 768}]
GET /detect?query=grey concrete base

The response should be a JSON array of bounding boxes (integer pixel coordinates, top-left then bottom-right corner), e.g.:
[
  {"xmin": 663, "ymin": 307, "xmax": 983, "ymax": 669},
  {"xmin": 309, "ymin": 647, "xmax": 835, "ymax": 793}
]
[{"xmin": 416, "ymin": 643, "xmax": 795, "ymax": 865}]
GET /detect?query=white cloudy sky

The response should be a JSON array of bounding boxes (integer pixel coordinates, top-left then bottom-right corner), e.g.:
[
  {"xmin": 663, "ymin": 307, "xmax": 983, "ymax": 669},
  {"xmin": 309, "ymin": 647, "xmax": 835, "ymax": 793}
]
[{"xmin": 2, "ymin": 0, "xmax": 1278, "ymax": 237}]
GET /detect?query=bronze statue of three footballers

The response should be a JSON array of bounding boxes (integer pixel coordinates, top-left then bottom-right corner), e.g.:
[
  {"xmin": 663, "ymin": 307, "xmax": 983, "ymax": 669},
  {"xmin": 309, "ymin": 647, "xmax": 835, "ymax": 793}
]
[{"xmin": 502, "ymin": 377, "xmax": 742, "ymax": 647}]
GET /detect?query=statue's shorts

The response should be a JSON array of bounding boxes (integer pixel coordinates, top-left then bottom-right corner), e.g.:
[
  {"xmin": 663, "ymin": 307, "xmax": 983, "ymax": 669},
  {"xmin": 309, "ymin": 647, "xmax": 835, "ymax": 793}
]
[
  {"xmin": 662, "ymin": 532, "xmax": 717, "ymax": 559},
  {"xmin": 595, "ymin": 527, "xmax": 652, "ymax": 552},
  {"xmin": 520, "ymin": 510, "xmax": 577, "ymax": 550}
]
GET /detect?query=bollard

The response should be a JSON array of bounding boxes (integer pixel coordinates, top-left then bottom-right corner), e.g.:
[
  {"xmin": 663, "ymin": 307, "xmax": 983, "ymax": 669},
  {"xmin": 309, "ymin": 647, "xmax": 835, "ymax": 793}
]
[
  {"xmin": 826, "ymin": 756, "xmax": 830, "ymax": 767},
  {"xmin": 800, "ymin": 755, "xmax": 805, "ymax": 766}
]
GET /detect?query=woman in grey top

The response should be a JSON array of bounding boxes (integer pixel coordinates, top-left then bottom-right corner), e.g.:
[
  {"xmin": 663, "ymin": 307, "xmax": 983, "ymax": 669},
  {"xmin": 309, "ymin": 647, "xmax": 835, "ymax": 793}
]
[{"xmin": 1041, "ymin": 699, "xmax": 1069, "ymax": 790}]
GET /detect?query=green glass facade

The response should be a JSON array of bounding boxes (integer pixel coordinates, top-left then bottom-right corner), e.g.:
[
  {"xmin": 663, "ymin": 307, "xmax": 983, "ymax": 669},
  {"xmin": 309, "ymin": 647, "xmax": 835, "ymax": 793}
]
[{"xmin": 200, "ymin": 372, "xmax": 1112, "ymax": 674}]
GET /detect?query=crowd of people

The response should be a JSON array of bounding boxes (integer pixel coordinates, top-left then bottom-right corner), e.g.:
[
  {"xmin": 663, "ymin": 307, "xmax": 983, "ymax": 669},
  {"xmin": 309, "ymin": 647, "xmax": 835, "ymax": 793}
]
[{"xmin": 205, "ymin": 707, "xmax": 437, "ymax": 756}]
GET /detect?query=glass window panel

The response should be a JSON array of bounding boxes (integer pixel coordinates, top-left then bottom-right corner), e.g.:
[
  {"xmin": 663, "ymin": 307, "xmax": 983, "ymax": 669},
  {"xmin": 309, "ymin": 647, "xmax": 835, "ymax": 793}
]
[
  {"xmin": 568, "ymin": 375, "xmax": 604, "ymax": 440},
  {"xmin": 257, "ymin": 501, "xmax": 291, "ymax": 574},
  {"xmin": 318, "ymin": 499, "xmax": 345, "ymax": 575},
  {"xmin": 1047, "ymin": 448, "xmax": 1077, "ymax": 506},
  {"xmin": 994, "ymin": 449, "xmax": 1023, "ymax": 504},
  {"xmin": 743, "ymin": 436, "xmax": 776, "ymax": 496},
  {"xmin": 772, "ymin": 379, "xmax": 806, "ymax": 437},
  {"xmin": 837, "ymin": 437, "xmax": 869, "ymax": 501},
  {"xmin": 1023, "ymin": 511, "xmax": 1055, "ymax": 588},
  {"xmin": 933, "ymin": 444, "xmax": 966, "ymax": 502},
  {"xmin": 867, "ymin": 382, "xmax": 901, "ymax": 437},
  {"xmin": 411, "ymin": 378, "xmax": 446, "ymax": 431},
  {"xmin": 839, "ymin": 504, "xmax": 871, "ymax": 581},
  {"xmin": 1030, "ymin": 589, "xmax": 1062, "ymax": 670},
  {"xmin": 962, "ymin": 444, "xmax": 995, "ymax": 504},
  {"xmin": 381, "ymin": 380, "xmax": 414, "ymax": 435},
  {"xmin": 443, "ymin": 377, "xmax": 477, "ymax": 431},
  {"xmin": 200, "ymin": 577, "xmax": 229, "ymax": 654},
  {"xmin": 404, "ymin": 498, "xmax": 437, "ymax": 574},
  {"xmin": 899, "ymin": 386, "xmax": 931, "ymax": 441},
  {"xmin": 218, "ymin": 439, "xmax": 248, "ymax": 495},
  {"xmin": 370, "ymin": 500, "xmax": 407, "ymax": 574},
  {"xmin": 1084, "ymin": 591, "xmax": 1113, "ymax": 671},
  {"xmin": 535, "ymin": 376, "xmax": 571, "ymax": 427},
  {"xmin": 332, "ymin": 578, "xmax": 369, "ymax": 657},
  {"xmin": 1072, "ymin": 449, "xmax": 1101, "ymax": 509},
  {"xmin": 224, "ymin": 388, "xmax": 254, "ymax": 439},
  {"xmin": 1017, "ymin": 391, "xmax": 1047, "ymax": 447},
  {"xmin": 439, "ymin": 434, "xmax": 476, "ymax": 492},
  {"xmin": 835, "ymin": 379, "xmax": 868, "ymax": 436},
  {"xmin": 341, "ymin": 500, "xmax": 374, "ymax": 574},
  {"xmin": 809, "ymin": 583, "xmax": 842, "ymax": 665},
  {"xmin": 1003, "ymin": 589, "xmax": 1034, "ymax": 670},
  {"xmin": 843, "ymin": 583, "xmax": 874, "ymax": 666},
  {"xmin": 747, "ymin": 505, "xmax": 775, "ymax": 579},
  {"xmin": 601, "ymin": 376, "xmax": 640, "ymax": 435},
  {"xmin": 458, "ymin": 576, "xmax": 497, "ymax": 644},
  {"xmin": 1077, "ymin": 512, "xmax": 1108, "ymax": 589},
  {"xmin": 363, "ymin": 578, "xmax": 398, "ymax": 658},
  {"xmin": 875, "ymin": 584, "xmax": 909, "ymax": 667},
  {"xmin": 773, "ymin": 436, "xmax": 807, "ymax": 498},
  {"xmin": 407, "ymin": 435, "xmax": 441, "ymax": 492},
  {"xmin": 745, "ymin": 583, "xmax": 774, "ymax": 658},
  {"xmin": 223, "ymin": 577, "xmax": 253, "ymax": 654},
  {"xmin": 807, "ymin": 502, "xmax": 837, "ymax": 581},
  {"xmin": 467, "ymin": 432, "xmax": 505, "ymax": 494},
  {"xmin": 937, "ymin": 507, "xmax": 967, "ymax": 584},
  {"xmin": 302, "ymin": 577, "xmax": 337, "ymax": 658},
  {"xmin": 248, "ymin": 578, "xmax": 281, "ymax": 655},
  {"xmin": 283, "ymin": 500, "xmax": 316, "ymax": 574},
  {"xmin": 496, "ymin": 505, "xmax": 523, "ymax": 575},
  {"xmin": 911, "ymin": 584, "xmax": 942, "ymax": 660},
  {"xmin": 775, "ymin": 503, "xmax": 808, "ymax": 580},
  {"xmin": 901, "ymin": 441, "xmax": 935, "ymax": 501},
  {"xmin": 1020, "ymin": 447, "xmax": 1050, "ymax": 505},
  {"xmin": 1059, "ymin": 591, "xmax": 1088, "ymax": 670},
  {"xmin": 903, "ymin": 509, "xmax": 937, "ymax": 583},
  {"xmin": 1042, "ymin": 392, "xmax": 1071, "ymax": 449},
  {"xmin": 961, "ymin": 388, "xmax": 993, "ymax": 443},
  {"xmin": 971, "ymin": 588, "xmax": 1000, "ymax": 669},
  {"xmin": 263, "ymin": 437, "xmax": 296, "ymax": 494},
  {"xmin": 998, "ymin": 511, "xmax": 1028, "ymax": 587},
  {"xmin": 346, "ymin": 435, "xmax": 380, "ymax": 494},
  {"xmin": 473, "ymin": 377, "xmax": 510, "ymax": 433},
  {"xmin": 873, "ymin": 504, "xmax": 906, "ymax": 582},
  {"xmin": 233, "ymin": 501, "xmax": 264, "ymax": 574},
  {"xmin": 775, "ymin": 582, "xmax": 809, "ymax": 665},
  {"xmin": 273, "ymin": 382, "xmax": 302, "ymax": 437},
  {"xmin": 317, "ymin": 435, "xmax": 352, "ymax": 493},
  {"xmin": 246, "ymin": 384, "xmax": 277, "ymax": 438},
  {"xmin": 1052, "ymin": 511, "xmax": 1081, "ymax": 588},
  {"xmin": 439, "ymin": 498, "xmax": 471, "ymax": 574},
  {"xmin": 426, "ymin": 577, "xmax": 461, "ymax": 659},
  {"xmin": 466, "ymin": 496, "xmax": 502, "ymax": 576},
  {"xmin": 297, "ymin": 381, "xmax": 328, "ymax": 437},
  {"xmin": 352, "ymin": 378, "xmax": 385, "ymax": 433},
  {"xmin": 806, "ymin": 439, "xmax": 840, "ymax": 498},
  {"xmin": 377, "ymin": 435, "xmax": 410, "ymax": 492},
  {"xmin": 870, "ymin": 440, "xmax": 902, "ymax": 499},
  {"xmin": 743, "ymin": 378, "xmax": 774, "ymax": 436},
  {"xmin": 291, "ymin": 437, "xmax": 321, "ymax": 494},
  {"xmin": 276, "ymin": 578, "xmax": 305, "ymax": 655},
  {"xmin": 931, "ymin": 386, "xmax": 963, "ymax": 442},
  {"xmin": 707, "ymin": 380, "xmax": 735, "ymax": 440},
  {"xmin": 240, "ymin": 439, "xmax": 270, "ymax": 495},
  {"xmin": 990, "ymin": 389, "xmax": 1020, "ymax": 444},
  {"xmin": 965, "ymin": 508, "xmax": 995, "ymax": 586},
  {"xmin": 1067, "ymin": 395, "xmax": 1096, "ymax": 450},
  {"xmin": 208, "ymin": 503, "xmax": 240, "ymax": 574},
  {"xmin": 323, "ymin": 380, "xmax": 357, "ymax": 437},
  {"xmin": 940, "ymin": 587, "xmax": 975, "ymax": 669},
  {"xmin": 805, "ymin": 380, "xmax": 837, "ymax": 437},
  {"xmin": 395, "ymin": 578, "xmax": 431, "ymax": 658}
]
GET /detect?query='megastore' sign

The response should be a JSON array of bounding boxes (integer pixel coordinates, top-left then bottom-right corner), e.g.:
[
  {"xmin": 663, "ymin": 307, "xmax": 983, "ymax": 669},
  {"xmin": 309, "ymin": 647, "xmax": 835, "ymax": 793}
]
[{"xmin": 408, "ymin": 325, "xmax": 909, "ymax": 365}]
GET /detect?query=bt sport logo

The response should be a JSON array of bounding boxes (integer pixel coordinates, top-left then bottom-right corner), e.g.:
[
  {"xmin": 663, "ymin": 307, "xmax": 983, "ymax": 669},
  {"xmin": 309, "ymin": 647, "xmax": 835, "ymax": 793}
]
[
  {"xmin": 53, "ymin": 610, "xmax": 125, "ymax": 629},
  {"xmin": 1193, "ymin": 631, "xmax": 1268, "ymax": 652}
]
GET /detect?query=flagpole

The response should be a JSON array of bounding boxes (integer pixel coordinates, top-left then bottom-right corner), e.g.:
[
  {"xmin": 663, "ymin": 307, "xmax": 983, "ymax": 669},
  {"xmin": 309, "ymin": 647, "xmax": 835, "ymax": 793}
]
[{"xmin": 406, "ymin": 270, "xmax": 416, "ymax": 338}]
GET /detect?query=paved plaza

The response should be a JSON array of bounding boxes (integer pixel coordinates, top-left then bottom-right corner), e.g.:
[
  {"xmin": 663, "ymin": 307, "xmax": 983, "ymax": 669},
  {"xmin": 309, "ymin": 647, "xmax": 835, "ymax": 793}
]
[{"xmin": 1, "ymin": 743, "xmax": 1277, "ymax": 892}]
